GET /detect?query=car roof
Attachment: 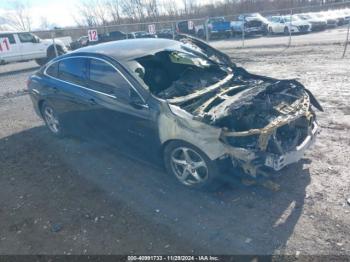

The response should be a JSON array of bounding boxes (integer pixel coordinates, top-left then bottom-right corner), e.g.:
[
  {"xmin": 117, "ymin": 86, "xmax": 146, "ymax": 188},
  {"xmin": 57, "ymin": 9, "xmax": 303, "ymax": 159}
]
[{"xmin": 73, "ymin": 38, "xmax": 181, "ymax": 61}]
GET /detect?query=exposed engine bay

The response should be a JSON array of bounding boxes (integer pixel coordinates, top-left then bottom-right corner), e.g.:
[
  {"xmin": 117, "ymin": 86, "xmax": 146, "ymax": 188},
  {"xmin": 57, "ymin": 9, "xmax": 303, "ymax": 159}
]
[{"xmin": 125, "ymin": 35, "xmax": 323, "ymax": 178}]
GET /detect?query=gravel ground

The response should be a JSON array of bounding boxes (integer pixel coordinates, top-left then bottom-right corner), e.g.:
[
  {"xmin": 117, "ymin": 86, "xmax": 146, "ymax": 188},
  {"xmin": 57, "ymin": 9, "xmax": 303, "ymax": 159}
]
[{"xmin": 0, "ymin": 29, "xmax": 349, "ymax": 255}]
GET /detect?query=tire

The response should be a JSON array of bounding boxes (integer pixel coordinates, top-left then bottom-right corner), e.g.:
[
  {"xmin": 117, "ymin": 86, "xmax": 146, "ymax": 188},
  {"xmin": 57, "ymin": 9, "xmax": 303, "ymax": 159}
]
[
  {"xmin": 284, "ymin": 26, "xmax": 290, "ymax": 35},
  {"xmin": 41, "ymin": 102, "xmax": 65, "ymax": 138},
  {"xmin": 268, "ymin": 27, "xmax": 273, "ymax": 35},
  {"xmin": 164, "ymin": 141, "xmax": 222, "ymax": 190},
  {"xmin": 231, "ymin": 29, "xmax": 236, "ymax": 37},
  {"xmin": 35, "ymin": 58, "xmax": 47, "ymax": 66},
  {"xmin": 197, "ymin": 29, "xmax": 205, "ymax": 39},
  {"xmin": 47, "ymin": 46, "xmax": 65, "ymax": 62}
]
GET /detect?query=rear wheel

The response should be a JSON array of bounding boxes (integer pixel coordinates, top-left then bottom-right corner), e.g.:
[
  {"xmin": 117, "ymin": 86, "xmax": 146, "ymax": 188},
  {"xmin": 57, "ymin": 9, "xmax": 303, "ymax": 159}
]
[
  {"xmin": 41, "ymin": 102, "xmax": 65, "ymax": 138},
  {"xmin": 164, "ymin": 141, "xmax": 222, "ymax": 190},
  {"xmin": 35, "ymin": 58, "xmax": 47, "ymax": 66},
  {"xmin": 197, "ymin": 29, "xmax": 205, "ymax": 39},
  {"xmin": 47, "ymin": 46, "xmax": 65, "ymax": 62}
]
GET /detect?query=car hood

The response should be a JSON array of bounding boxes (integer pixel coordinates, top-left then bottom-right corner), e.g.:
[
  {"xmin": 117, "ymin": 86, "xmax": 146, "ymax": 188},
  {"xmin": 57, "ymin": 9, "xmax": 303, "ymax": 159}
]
[
  {"xmin": 41, "ymin": 38, "xmax": 65, "ymax": 46},
  {"xmin": 168, "ymin": 67, "xmax": 322, "ymax": 151},
  {"xmin": 308, "ymin": 19, "xmax": 326, "ymax": 23},
  {"xmin": 287, "ymin": 20, "xmax": 311, "ymax": 26}
]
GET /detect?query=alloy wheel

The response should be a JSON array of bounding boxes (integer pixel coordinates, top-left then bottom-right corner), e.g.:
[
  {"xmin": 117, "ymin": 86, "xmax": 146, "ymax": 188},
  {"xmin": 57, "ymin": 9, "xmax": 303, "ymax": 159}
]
[
  {"xmin": 43, "ymin": 106, "xmax": 60, "ymax": 134},
  {"xmin": 170, "ymin": 147, "xmax": 209, "ymax": 186}
]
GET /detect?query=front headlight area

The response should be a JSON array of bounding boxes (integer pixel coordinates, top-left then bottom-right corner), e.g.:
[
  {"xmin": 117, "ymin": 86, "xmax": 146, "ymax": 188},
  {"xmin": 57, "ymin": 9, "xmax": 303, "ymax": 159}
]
[{"xmin": 219, "ymin": 106, "xmax": 317, "ymax": 178}]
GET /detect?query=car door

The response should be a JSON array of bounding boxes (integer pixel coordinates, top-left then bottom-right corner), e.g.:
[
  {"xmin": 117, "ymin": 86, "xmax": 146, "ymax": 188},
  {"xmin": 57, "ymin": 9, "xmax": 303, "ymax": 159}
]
[
  {"xmin": 84, "ymin": 57, "xmax": 160, "ymax": 159},
  {"xmin": 273, "ymin": 17, "xmax": 283, "ymax": 33},
  {"xmin": 44, "ymin": 57, "xmax": 93, "ymax": 134},
  {"xmin": 0, "ymin": 33, "xmax": 20, "ymax": 63},
  {"xmin": 17, "ymin": 32, "xmax": 45, "ymax": 60}
]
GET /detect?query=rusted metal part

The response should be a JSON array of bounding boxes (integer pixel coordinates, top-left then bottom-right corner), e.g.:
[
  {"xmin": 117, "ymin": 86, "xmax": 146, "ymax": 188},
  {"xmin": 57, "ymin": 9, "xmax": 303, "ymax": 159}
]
[
  {"xmin": 193, "ymin": 84, "xmax": 247, "ymax": 116},
  {"xmin": 221, "ymin": 95, "xmax": 312, "ymax": 151},
  {"xmin": 167, "ymin": 73, "xmax": 234, "ymax": 104}
]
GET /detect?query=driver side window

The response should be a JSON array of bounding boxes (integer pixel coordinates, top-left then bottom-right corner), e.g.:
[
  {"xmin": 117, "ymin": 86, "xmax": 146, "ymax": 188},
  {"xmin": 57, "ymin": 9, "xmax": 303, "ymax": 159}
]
[{"xmin": 87, "ymin": 58, "xmax": 131, "ymax": 98}]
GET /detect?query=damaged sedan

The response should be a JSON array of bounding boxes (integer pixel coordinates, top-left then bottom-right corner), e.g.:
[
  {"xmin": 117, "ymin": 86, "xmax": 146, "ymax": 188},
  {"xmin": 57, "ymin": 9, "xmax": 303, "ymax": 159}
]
[{"xmin": 28, "ymin": 35, "xmax": 323, "ymax": 189}]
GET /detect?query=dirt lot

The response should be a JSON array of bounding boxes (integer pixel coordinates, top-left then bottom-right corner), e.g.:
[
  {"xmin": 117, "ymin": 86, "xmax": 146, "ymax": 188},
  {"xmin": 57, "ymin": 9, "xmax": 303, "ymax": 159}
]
[{"xmin": 0, "ymin": 29, "xmax": 349, "ymax": 256}]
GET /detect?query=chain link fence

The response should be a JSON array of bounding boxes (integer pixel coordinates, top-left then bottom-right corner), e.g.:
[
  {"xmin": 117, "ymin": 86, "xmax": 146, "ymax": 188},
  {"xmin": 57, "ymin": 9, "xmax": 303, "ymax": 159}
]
[
  {"xmin": 26, "ymin": 1, "xmax": 350, "ymax": 59},
  {"xmin": 0, "ymin": 1, "xmax": 349, "ymax": 117}
]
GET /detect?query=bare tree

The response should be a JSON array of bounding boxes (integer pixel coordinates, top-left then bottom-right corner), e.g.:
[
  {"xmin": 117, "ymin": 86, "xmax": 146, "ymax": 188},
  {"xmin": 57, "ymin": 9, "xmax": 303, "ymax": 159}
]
[
  {"xmin": 5, "ymin": 0, "xmax": 32, "ymax": 31},
  {"xmin": 76, "ymin": 0, "xmax": 110, "ymax": 26},
  {"xmin": 106, "ymin": 0, "xmax": 122, "ymax": 24},
  {"xmin": 39, "ymin": 17, "xmax": 50, "ymax": 30},
  {"xmin": 144, "ymin": 0, "xmax": 160, "ymax": 21},
  {"xmin": 161, "ymin": 0, "xmax": 179, "ymax": 18}
]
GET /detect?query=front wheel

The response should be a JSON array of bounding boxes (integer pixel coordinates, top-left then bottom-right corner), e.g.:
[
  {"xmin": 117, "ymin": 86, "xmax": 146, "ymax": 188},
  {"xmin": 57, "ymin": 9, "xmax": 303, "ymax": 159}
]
[
  {"xmin": 164, "ymin": 141, "xmax": 222, "ymax": 190},
  {"xmin": 41, "ymin": 102, "xmax": 65, "ymax": 138},
  {"xmin": 35, "ymin": 58, "xmax": 47, "ymax": 66}
]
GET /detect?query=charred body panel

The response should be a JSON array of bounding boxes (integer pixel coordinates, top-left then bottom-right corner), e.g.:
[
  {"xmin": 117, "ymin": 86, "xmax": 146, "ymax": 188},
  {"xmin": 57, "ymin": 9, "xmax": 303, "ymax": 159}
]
[{"xmin": 157, "ymin": 61, "xmax": 321, "ymax": 178}]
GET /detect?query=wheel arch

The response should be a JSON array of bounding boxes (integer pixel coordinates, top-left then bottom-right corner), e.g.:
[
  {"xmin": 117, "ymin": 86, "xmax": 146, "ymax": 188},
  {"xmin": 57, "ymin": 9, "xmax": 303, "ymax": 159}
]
[{"xmin": 38, "ymin": 99, "xmax": 46, "ymax": 117}]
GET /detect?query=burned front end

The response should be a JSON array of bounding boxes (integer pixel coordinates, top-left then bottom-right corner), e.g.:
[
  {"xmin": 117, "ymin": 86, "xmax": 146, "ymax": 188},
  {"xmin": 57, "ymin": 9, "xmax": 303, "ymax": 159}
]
[
  {"xmin": 123, "ymin": 36, "xmax": 322, "ymax": 179},
  {"xmin": 165, "ymin": 67, "xmax": 322, "ymax": 178}
]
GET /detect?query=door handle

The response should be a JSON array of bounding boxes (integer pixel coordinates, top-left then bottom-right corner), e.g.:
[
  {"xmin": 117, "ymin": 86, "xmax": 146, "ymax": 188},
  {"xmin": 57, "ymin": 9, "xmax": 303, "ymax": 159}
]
[
  {"xmin": 88, "ymin": 98, "xmax": 97, "ymax": 105},
  {"xmin": 51, "ymin": 86, "xmax": 58, "ymax": 93}
]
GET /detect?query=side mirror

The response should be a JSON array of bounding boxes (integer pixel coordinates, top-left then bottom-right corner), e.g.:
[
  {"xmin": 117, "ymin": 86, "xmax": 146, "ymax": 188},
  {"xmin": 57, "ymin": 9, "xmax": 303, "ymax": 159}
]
[
  {"xmin": 32, "ymin": 36, "xmax": 40, "ymax": 43},
  {"xmin": 129, "ymin": 90, "xmax": 148, "ymax": 109}
]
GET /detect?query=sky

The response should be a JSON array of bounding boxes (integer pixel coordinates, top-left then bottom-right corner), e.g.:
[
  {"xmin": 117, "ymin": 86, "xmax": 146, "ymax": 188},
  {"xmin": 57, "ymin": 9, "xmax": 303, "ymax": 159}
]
[
  {"xmin": 0, "ymin": 0, "xmax": 197, "ymax": 30},
  {"xmin": 0, "ymin": 0, "xmax": 84, "ymax": 29}
]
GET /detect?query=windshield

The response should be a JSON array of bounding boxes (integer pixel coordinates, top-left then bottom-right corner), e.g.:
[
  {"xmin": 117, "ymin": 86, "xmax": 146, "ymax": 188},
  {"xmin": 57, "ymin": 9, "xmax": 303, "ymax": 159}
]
[
  {"xmin": 283, "ymin": 16, "xmax": 301, "ymax": 22},
  {"xmin": 124, "ymin": 45, "xmax": 228, "ymax": 99}
]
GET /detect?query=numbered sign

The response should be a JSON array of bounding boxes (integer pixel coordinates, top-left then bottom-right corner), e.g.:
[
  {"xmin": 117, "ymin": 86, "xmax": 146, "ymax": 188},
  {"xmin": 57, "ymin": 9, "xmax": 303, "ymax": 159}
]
[
  {"xmin": 188, "ymin": 20, "xmax": 194, "ymax": 30},
  {"xmin": 148, "ymin": 24, "xmax": 156, "ymax": 35},
  {"xmin": 0, "ymin": 38, "xmax": 11, "ymax": 53},
  {"xmin": 88, "ymin": 29, "xmax": 98, "ymax": 42}
]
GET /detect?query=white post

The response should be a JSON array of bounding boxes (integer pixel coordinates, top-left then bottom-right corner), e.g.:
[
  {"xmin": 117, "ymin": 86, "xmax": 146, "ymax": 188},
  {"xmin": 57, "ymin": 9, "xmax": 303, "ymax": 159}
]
[
  {"xmin": 205, "ymin": 19, "xmax": 209, "ymax": 42},
  {"xmin": 172, "ymin": 22, "xmax": 176, "ymax": 40},
  {"xmin": 51, "ymin": 31, "xmax": 58, "ymax": 57},
  {"xmin": 288, "ymin": 9, "xmax": 292, "ymax": 48},
  {"xmin": 242, "ymin": 16, "xmax": 245, "ymax": 48},
  {"xmin": 342, "ymin": 21, "xmax": 350, "ymax": 58}
]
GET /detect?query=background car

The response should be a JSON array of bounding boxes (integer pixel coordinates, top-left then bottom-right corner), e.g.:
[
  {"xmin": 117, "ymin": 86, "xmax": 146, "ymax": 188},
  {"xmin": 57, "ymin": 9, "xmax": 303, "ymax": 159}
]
[
  {"xmin": 0, "ymin": 31, "xmax": 67, "ymax": 66},
  {"xmin": 295, "ymin": 14, "xmax": 327, "ymax": 31},
  {"xmin": 231, "ymin": 13, "xmax": 268, "ymax": 36},
  {"xmin": 70, "ymin": 35, "xmax": 89, "ymax": 50},
  {"xmin": 313, "ymin": 12, "xmax": 338, "ymax": 28},
  {"xmin": 156, "ymin": 29, "xmax": 174, "ymax": 39},
  {"xmin": 132, "ymin": 31, "xmax": 157, "ymax": 38},
  {"xmin": 281, "ymin": 15, "xmax": 312, "ymax": 34}
]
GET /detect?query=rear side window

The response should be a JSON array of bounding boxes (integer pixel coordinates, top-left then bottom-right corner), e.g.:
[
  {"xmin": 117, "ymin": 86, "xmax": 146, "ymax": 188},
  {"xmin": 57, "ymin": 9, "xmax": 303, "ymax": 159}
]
[
  {"xmin": 46, "ymin": 62, "xmax": 59, "ymax": 77},
  {"xmin": 58, "ymin": 58, "xmax": 88, "ymax": 85},
  {"xmin": 88, "ymin": 59, "xmax": 130, "ymax": 95},
  {"xmin": 0, "ymin": 34, "xmax": 15, "ymax": 44},
  {"xmin": 18, "ymin": 33, "xmax": 35, "ymax": 43}
]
